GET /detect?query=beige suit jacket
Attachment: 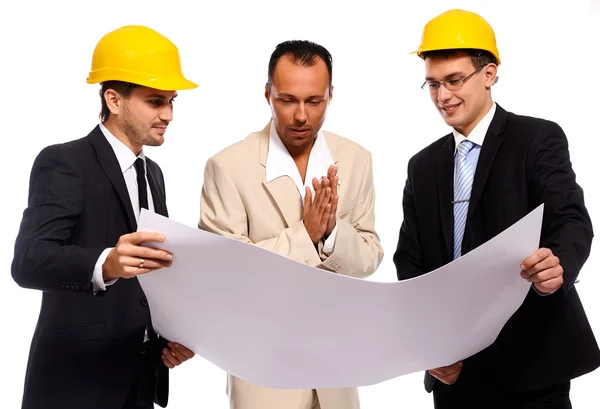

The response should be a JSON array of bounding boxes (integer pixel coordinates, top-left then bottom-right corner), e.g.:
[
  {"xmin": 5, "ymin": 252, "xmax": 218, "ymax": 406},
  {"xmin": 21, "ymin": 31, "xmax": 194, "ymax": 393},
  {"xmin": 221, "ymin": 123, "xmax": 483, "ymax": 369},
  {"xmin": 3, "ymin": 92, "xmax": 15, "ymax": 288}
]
[{"xmin": 198, "ymin": 121, "xmax": 384, "ymax": 409}]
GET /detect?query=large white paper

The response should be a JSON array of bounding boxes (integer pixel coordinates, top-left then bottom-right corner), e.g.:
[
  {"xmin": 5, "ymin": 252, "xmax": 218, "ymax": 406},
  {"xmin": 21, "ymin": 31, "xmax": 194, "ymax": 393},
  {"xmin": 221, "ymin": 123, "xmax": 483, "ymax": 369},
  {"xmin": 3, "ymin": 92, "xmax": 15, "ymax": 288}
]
[{"xmin": 136, "ymin": 204, "xmax": 543, "ymax": 390}]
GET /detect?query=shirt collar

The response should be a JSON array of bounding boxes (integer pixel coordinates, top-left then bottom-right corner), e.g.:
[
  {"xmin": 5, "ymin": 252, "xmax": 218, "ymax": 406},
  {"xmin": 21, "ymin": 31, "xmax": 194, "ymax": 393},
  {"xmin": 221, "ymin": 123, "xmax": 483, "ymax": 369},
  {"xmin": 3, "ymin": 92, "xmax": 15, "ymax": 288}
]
[
  {"xmin": 452, "ymin": 102, "xmax": 496, "ymax": 154},
  {"xmin": 265, "ymin": 120, "xmax": 338, "ymax": 187},
  {"xmin": 99, "ymin": 122, "xmax": 145, "ymax": 173}
]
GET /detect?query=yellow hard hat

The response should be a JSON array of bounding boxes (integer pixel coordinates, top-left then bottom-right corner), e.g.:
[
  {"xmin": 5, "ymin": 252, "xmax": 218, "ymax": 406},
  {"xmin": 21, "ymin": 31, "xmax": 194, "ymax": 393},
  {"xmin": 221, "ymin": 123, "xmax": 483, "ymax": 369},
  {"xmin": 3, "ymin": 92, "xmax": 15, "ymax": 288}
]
[
  {"xmin": 412, "ymin": 9, "xmax": 501, "ymax": 64},
  {"xmin": 87, "ymin": 25, "xmax": 197, "ymax": 90}
]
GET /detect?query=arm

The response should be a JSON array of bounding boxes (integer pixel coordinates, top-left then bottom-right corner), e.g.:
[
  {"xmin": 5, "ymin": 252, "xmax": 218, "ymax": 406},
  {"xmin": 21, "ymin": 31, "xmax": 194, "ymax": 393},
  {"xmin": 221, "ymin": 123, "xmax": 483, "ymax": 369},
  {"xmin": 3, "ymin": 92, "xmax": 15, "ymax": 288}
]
[
  {"xmin": 526, "ymin": 121, "xmax": 594, "ymax": 296},
  {"xmin": 393, "ymin": 159, "xmax": 426, "ymax": 280},
  {"xmin": 11, "ymin": 145, "xmax": 107, "ymax": 294},
  {"xmin": 198, "ymin": 157, "xmax": 323, "ymax": 266},
  {"xmin": 316, "ymin": 152, "xmax": 384, "ymax": 278}
]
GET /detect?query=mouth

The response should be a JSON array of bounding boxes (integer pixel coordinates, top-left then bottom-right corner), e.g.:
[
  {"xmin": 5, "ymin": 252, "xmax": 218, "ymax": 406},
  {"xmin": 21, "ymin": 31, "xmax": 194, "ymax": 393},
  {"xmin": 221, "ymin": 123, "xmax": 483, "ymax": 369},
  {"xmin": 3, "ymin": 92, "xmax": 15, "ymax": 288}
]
[
  {"xmin": 289, "ymin": 128, "xmax": 310, "ymax": 136},
  {"xmin": 152, "ymin": 125, "xmax": 168, "ymax": 133},
  {"xmin": 439, "ymin": 103, "xmax": 461, "ymax": 114}
]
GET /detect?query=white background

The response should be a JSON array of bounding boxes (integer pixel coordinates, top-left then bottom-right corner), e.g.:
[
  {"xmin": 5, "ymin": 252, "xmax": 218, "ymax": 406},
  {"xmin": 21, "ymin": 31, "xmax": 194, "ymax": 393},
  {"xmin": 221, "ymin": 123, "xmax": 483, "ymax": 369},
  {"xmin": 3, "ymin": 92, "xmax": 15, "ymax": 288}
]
[{"xmin": 1, "ymin": 0, "xmax": 599, "ymax": 407}]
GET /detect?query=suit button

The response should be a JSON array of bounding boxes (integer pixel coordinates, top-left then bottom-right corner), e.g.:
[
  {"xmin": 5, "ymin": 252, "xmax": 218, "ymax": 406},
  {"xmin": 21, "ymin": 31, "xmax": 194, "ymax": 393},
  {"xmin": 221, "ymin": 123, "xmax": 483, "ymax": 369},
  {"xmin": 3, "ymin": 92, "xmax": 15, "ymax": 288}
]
[
  {"xmin": 75, "ymin": 282, "xmax": 81, "ymax": 289},
  {"xmin": 140, "ymin": 297, "xmax": 148, "ymax": 307}
]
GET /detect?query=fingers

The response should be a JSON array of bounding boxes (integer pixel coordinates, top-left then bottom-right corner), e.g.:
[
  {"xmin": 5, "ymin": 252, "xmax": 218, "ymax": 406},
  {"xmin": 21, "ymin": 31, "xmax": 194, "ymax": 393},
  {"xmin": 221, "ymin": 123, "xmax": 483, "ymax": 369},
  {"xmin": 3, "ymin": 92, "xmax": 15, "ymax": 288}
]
[
  {"xmin": 330, "ymin": 192, "xmax": 339, "ymax": 215},
  {"xmin": 523, "ymin": 264, "xmax": 563, "ymax": 283},
  {"xmin": 429, "ymin": 362, "xmax": 462, "ymax": 385},
  {"xmin": 314, "ymin": 182, "xmax": 330, "ymax": 211},
  {"xmin": 520, "ymin": 248, "xmax": 553, "ymax": 271},
  {"xmin": 118, "ymin": 244, "xmax": 173, "ymax": 262},
  {"xmin": 125, "ymin": 231, "xmax": 166, "ymax": 245},
  {"xmin": 328, "ymin": 165, "xmax": 339, "ymax": 197},
  {"xmin": 119, "ymin": 256, "xmax": 171, "ymax": 270},
  {"xmin": 521, "ymin": 254, "xmax": 560, "ymax": 280},
  {"xmin": 161, "ymin": 349, "xmax": 179, "ymax": 368},
  {"xmin": 169, "ymin": 342, "xmax": 195, "ymax": 360},
  {"xmin": 534, "ymin": 276, "xmax": 563, "ymax": 294},
  {"xmin": 312, "ymin": 177, "xmax": 321, "ymax": 194},
  {"xmin": 162, "ymin": 342, "xmax": 195, "ymax": 368},
  {"xmin": 303, "ymin": 187, "xmax": 312, "ymax": 215},
  {"xmin": 121, "ymin": 267, "xmax": 154, "ymax": 279}
]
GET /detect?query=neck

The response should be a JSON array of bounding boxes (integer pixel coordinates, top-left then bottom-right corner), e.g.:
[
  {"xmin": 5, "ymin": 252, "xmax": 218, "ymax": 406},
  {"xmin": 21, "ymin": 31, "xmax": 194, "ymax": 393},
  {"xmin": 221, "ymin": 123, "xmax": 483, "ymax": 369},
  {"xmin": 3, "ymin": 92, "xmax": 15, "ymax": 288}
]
[
  {"xmin": 103, "ymin": 118, "xmax": 142, "ymax": 156},
  {"xmin": 456, "ymin": 98, "xmax": 493, "ymax": 137},
  {"xmin": 282, "ymin": 138, "xmax": 315, "ymax": 184}
]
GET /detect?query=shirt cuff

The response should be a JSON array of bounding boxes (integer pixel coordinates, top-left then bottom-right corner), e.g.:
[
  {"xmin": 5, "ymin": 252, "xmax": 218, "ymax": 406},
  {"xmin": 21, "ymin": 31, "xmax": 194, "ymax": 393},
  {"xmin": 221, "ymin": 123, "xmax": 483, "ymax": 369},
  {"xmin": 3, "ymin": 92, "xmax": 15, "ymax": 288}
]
[
  {"xmin": 92, "ymin": 248, "xmax": 118, "ymax": 294},
  {"xmin": 323, "ymin": 223, "xmax": 339, "ymax": 255}
]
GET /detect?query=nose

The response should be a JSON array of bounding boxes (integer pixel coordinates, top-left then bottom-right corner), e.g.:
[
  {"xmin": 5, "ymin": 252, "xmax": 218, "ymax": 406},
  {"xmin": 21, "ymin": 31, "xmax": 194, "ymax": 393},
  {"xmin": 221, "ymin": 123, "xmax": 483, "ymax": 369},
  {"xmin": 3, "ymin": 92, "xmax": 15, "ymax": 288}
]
[
  {"xmin": 437, "ymin": 84, "xmax": 453, "ymax": 102},
  {"xmin": 294, "ymin": 103, "xmax": 307, "ymax": 124},
  {"xmin": 159, "ymin": 104, "xmax": 173, "ymax": 122}
]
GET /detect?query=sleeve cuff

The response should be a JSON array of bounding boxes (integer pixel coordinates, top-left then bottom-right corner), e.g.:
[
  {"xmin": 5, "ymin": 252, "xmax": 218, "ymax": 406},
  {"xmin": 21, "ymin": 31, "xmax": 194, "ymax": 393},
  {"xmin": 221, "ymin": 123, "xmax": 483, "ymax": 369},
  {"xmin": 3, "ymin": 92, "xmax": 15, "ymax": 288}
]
[
  {"xmin": 92, "ymin": 248, "xmax": 118, "ymax": 294},
  {"xmin": 323, "ymin": 222, "xmax": 339, "ymax": 255}
]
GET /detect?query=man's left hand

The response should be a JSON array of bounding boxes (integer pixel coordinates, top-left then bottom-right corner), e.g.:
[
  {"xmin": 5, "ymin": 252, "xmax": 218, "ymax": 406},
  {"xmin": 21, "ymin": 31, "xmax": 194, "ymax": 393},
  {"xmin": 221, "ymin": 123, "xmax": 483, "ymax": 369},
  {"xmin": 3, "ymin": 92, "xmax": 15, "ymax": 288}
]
[
  {"xmin": 162, "ymin": 342, "xmax": 195, "ymax": 368},
  {"xmin": 520, "ymin": 248, "xmax": 563, "ymax": 294}
]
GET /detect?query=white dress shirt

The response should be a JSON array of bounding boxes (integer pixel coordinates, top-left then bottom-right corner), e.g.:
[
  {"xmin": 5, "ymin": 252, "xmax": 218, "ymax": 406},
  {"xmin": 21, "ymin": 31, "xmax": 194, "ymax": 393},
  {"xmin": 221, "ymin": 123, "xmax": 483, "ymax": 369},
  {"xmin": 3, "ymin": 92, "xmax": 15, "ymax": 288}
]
[
  {"xmin": 265, "ymin": 120, "xmax": 340, "ymax": 254},
  {"xmin": 91, "ymin": 122, "xmax": 155, "ymax": 293}
]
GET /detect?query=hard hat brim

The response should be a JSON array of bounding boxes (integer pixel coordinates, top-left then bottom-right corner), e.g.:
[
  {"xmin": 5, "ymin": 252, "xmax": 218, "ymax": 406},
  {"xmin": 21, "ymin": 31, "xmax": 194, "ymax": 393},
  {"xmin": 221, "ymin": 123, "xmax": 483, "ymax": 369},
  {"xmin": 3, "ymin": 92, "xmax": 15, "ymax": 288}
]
[{"xmin": 87, "ymin": 68, "xmax": 198, "ymax": 90}]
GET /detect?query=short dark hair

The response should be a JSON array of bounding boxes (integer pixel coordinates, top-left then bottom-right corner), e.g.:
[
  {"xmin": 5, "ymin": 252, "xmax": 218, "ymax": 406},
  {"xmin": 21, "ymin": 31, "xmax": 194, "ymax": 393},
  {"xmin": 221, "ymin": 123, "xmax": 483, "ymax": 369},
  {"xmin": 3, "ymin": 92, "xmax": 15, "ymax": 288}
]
[
  {"xmin": 99, "ymin": 81, "xmax": 139, "ymax": 122},
  {"xmin": 421, "ymin": 48, "xmax": 498, "ymax": 69},
  {"xmin": 267, "ymin": 40, "xmax": 333, "ymax": 92}
]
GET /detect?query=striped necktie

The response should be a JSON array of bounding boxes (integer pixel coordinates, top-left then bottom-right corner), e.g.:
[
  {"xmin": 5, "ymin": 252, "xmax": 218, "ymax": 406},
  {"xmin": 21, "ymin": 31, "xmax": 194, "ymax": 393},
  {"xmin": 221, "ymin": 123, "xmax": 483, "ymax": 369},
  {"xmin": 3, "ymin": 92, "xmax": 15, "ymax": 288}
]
[{"xmin": 453, "ymin": 140, "xmax": 475, "ymax": 260}]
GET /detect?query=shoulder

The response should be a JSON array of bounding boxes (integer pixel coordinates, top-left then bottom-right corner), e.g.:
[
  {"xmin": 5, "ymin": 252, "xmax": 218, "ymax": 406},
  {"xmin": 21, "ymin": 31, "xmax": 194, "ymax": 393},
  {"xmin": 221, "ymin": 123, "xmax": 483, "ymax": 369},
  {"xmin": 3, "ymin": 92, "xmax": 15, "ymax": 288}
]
[
  {"xmin": 503, "ymin": 109, "xmax": 562, "ymax": 133},
  {"xmin": 33, "ymin": 135, "xmax": 91, "ymax": 169},
  {"xmin": 206, "ymin": 130, "xmax": 262, "ymax": 169},
  {"xmin": 322, "ymin": 130, "xmax": 372, "ymax": 163},
  {"xmin": 407, "ymin": 134, "xmax": 452, "ymax": 170}
]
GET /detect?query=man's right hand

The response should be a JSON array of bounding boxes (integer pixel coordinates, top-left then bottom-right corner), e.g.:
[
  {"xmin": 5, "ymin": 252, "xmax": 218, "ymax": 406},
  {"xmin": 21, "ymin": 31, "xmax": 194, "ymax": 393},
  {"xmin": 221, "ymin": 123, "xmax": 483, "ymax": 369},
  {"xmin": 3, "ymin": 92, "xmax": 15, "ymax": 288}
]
[
  {"xmin": 429, "ymin": 361, "xmax": 462, "ymax": 385},
  {"xmin": 303, "ymin": 178, "xmax": 332, "ymax": 244},
  {"xmin": 102, "ymin": 232, "xmax": 173, "ymax": 281}
]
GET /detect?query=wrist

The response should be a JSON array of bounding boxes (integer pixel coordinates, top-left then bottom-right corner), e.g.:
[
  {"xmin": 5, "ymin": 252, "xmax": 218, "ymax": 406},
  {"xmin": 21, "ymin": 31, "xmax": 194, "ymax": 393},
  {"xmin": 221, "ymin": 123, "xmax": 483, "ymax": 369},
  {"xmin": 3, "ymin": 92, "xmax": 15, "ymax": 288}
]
[{"xmin": 102, "ymin": 252, "xmax": 118, "ymax": 281}]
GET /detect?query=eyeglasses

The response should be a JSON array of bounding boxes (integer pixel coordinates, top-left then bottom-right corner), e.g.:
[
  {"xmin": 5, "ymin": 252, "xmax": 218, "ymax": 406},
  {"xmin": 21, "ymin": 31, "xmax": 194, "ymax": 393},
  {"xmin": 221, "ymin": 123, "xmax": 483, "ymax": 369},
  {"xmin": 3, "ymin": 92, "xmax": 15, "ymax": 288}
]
[{"xmin": 421, "ymin": 65, "xmax": 485, "ymax": 94}]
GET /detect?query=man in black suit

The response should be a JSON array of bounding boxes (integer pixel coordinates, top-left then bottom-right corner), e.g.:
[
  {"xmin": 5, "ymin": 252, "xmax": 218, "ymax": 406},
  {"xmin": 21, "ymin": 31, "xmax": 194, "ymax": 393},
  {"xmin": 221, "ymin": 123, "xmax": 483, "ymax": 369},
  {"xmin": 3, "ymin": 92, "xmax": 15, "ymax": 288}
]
[
  {"xmin": 11, "ymin": 25, "xmax": 198, "ymax": 409},
  {"xmin": 393, "ymin": 9, "xmax": 600, "ymax": 409}
]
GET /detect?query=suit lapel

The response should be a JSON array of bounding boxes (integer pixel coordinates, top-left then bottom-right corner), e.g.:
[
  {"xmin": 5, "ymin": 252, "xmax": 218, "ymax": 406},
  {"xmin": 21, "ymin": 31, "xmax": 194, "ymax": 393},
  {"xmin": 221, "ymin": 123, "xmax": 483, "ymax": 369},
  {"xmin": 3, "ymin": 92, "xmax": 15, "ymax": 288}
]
[
  {"xmin": 437, "ymin": 134, "xmax": 455, "ymax": 261},
  {"xmin": 88, "ymin": 126, "xmax": 137, "ymax": 231},
  {"xmin": 258, "ymin": 121, "xmax": 303, "ymax": 226},
  {"xmin": 467, "ymin": 105, "xmax": 507, "ymax": 220},
  {"xmin": 323, "ymin": 131, "xmax": 340, "ymax": 166}
]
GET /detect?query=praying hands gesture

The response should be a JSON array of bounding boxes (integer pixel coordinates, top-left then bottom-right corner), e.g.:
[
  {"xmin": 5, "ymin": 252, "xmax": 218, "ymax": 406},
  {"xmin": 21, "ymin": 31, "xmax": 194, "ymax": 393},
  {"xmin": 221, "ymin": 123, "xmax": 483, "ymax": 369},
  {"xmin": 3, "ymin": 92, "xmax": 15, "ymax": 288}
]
[{"xmin": 303, "ymin": 165, "xmax": 339, "ymax": 243}]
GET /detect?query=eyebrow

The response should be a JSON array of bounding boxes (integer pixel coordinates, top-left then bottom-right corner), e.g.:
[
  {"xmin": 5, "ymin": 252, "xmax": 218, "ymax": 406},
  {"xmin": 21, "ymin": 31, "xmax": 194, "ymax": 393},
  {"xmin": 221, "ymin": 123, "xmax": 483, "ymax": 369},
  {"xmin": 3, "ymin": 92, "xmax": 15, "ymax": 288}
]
[
  {"xmin": 425, "ymin": 71, "xmax": 466, "ymax": 81},
  {"xmin": 276, "ymin": 93, "xmax": 325, "ymax": 99},
  {"xmin": 145, "ymin": 94, "xmax": 178, "ymax": 99}
]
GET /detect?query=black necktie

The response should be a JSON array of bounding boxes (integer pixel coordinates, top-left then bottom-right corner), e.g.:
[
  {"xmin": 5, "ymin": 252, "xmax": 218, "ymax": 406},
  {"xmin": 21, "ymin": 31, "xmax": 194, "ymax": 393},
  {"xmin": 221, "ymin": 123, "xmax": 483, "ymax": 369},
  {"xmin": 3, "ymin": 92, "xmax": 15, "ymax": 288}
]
[
  {"xmin": 134, "ymin": 158, "xmax": 148, "ymax": 211},
  {"xmin": 134, "ymin": 158, "xmax": 158, "ymax": 342}
]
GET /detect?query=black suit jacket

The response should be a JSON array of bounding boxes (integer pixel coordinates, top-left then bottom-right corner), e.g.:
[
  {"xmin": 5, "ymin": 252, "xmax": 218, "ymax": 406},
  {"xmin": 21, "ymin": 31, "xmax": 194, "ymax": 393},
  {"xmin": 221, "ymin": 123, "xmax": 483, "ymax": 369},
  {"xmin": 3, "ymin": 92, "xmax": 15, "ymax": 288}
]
[
  {"xmin": 393, "ymin": 104, "xmax": 600, "ymax": 393},
  {"xmin": 12, "ymin": 126, "xmax": 170, "ymax": 409}
]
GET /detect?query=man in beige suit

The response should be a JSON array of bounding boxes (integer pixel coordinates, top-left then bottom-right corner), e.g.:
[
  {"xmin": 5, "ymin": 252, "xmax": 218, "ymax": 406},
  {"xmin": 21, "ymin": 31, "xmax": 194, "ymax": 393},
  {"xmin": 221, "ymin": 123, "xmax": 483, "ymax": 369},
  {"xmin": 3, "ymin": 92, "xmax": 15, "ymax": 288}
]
[{"xmin": 198, "ymin": 40, "xmax": 384, "ymax": 409}]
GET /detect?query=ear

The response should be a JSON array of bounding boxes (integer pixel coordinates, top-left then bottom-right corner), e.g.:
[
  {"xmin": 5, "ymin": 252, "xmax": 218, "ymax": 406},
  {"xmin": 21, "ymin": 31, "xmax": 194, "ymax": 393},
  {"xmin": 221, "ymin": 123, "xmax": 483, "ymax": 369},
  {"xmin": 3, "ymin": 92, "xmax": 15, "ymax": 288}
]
[
  {"xmin": 483, "ymin": 64, "xmax": 498, "ymax": 89},
  {"xmin": 104, "ymin": 89, "xmax": 123, "ymax": 115},
  {"xmin": 328, "ymin": 84, "xmax": 334, "ymax": 103},
  {"xmin": 264, "ymin": 82, "xmax": 271, "ymax": 105}
]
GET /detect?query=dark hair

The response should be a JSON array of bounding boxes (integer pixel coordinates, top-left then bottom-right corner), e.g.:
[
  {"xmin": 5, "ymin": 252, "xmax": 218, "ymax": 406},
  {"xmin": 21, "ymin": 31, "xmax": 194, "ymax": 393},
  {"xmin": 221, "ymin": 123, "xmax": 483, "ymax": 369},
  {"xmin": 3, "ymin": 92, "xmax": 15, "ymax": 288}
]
[
  {"xmin": 99, "ymin": 81, "xmax": 139, "ymax": 122},
  {"xmin": 267, "ymin": 40, "xmax": 333, "ymax": 92},
  {"xmin": 421, "ymin": 48, "xmax": 498, "ymax": 69}
]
